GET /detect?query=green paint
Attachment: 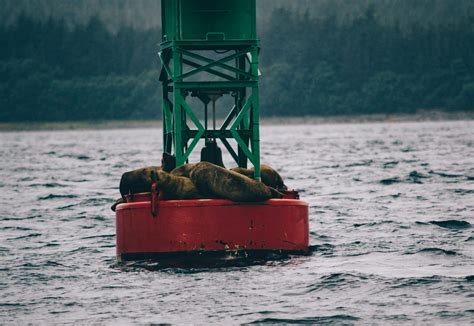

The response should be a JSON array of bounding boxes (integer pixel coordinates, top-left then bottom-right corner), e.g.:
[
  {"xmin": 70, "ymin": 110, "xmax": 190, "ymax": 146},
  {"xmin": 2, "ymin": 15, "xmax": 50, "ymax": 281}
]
[{"xmin": 160, "ymin": 0, "xmax": 261, "ymax": 180}]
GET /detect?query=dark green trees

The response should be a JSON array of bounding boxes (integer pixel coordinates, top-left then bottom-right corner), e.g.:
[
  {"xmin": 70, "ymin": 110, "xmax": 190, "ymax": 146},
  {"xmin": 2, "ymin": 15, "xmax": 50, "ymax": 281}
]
[{"xmin": 0, "ymin": 5, "xmax": 473, "ymax": 122}]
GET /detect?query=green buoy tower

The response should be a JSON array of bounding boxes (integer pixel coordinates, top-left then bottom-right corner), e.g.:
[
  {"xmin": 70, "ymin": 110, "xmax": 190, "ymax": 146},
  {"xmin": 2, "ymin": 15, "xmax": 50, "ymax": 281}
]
[{"xmin": 159, "ymin": 0, "xmax": 261, "ymax": 180}]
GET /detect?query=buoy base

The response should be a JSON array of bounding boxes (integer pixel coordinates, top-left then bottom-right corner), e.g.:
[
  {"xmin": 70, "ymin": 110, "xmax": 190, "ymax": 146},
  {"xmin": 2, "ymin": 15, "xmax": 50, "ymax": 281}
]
[{"xmin": 115, "ymin": 196, "xmax": 309, "ymax": 263}]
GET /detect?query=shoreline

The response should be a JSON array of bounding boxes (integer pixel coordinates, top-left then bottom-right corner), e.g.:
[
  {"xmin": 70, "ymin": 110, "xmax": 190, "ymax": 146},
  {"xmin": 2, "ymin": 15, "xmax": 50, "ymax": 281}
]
[{"xmin": 0, "ymin": 110, "xmax": 472, "ymax": 132}]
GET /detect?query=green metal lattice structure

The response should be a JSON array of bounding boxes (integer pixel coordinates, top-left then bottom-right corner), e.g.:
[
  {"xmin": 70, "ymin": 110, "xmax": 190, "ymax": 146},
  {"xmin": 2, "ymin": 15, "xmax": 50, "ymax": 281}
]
[{"xmin": 159, "ymin": 0, "xmax": 261, "ymax": 180}]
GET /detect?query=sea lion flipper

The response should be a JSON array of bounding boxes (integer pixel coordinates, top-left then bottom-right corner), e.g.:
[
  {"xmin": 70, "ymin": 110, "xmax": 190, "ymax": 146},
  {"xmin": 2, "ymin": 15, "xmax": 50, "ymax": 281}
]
[
  {"xmin": 268, "ymin": 186, "xmax": 284, "ymax": 199},
  {"xmin": 111, "ymin": 197, "xmax": 125, "ymax": 212}
]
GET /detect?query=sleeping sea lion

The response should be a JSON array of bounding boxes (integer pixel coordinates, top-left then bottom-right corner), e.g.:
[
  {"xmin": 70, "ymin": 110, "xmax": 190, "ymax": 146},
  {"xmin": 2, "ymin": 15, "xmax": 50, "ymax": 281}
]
[
  {"xmin": 189, "ymin": 162, "xmax": 281, "ymax": 202},
  {"xmin": 155, "ymin": 170, "xmax": 202, "ymax": 200},
  {"xmin": 231, "ymin": 165, "xmax": 287, "ymax": 191},
  {"xmin": 119, "ymin": 166, "xmax": 161, "ymax": 197},
  {"xmin": 170, "ymin": 163, "xmax": 197, "ymax": 178}
]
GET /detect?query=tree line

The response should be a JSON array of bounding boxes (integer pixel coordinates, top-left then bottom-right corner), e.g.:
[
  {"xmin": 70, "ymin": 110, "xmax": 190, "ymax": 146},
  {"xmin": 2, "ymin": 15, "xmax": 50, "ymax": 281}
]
[
  {"xmin": 0, "ymin": 7, "xmax": 473, "ymax": 121},
  {"xmin": 260, "ymin": 7, "xmax": 474, "ymax": 116}
]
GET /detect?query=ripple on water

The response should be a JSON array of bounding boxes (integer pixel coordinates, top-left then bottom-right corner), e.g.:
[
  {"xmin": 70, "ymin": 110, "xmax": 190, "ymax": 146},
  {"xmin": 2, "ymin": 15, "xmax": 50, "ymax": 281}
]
[
  {"xmin": 38, "ymin": 194, "xmax": 79, "ymax": 200},
  {"xmin": 8, "ymin": 233, "xmax": 42, "ymax": 240},
  {"xmin": 429, "ymin": 220, "xmax": 472, "ymax": 230},
  {"xmin": 249, "ymin": 315, "xmax": 360, "ymax": 324},
  {"xmin": 406, "ymin": 248, "xmax": 458, "ymax": 256},
  {"xmin": 391, "ymin": 276, "xmax": 442, "ymax": 288},
  {"xmin": 29, "ymin": 183, "xmax": 68, "ymax": 188}
]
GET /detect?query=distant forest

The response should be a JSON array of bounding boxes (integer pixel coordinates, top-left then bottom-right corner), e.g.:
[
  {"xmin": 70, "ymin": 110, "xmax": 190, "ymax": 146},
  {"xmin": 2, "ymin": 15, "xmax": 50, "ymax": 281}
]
[{"xmin": 1, "ymin": 5, "xmax": 473, "ymax": 121}]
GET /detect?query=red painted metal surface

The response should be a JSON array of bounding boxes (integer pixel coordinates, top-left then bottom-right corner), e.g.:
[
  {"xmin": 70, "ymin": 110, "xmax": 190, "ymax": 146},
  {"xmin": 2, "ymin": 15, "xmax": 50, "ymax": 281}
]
[{"xmin": 115, "ymin": 194, "xmax": 309, "ymax": 260}]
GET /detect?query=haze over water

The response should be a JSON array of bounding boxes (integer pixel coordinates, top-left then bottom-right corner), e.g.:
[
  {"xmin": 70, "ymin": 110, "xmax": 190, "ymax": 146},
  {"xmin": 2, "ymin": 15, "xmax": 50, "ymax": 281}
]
[{"xmin": 0, "ymin": 120, "xmax": 473, "ymax": 324}]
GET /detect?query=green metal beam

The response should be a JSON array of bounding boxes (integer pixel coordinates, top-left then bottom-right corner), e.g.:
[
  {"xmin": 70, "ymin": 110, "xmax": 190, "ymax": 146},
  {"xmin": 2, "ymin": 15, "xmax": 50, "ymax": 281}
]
[
  {"xmin": 161, "ymin": 40, "xmax": 259, "ymax": 51},
  {"xmin": 220, "ymin": 105, "xmax": 238, "ymax": 131},
  {"xmin": 182, "ymin": 59, "xmax": 236, "ymax": 81},
  {"xmin": 219, "ymin": 137, "xmax": 239, "ymax": 164},
  {"xmin": 173, "ymin": 48, "xmax": 184, "ymax": 166},
  {"xmin": 180, "ymin": 99, "xmax": 205, "ymax": 163},
  {"xmin": 158, "ymin": 51, "xmax": 173, "ymax": 80},
  {"xmin": 177, "ymin": 48, "xmax": 255, "ymax": 80},
  {"xmin": 250, "ymin": 45, "xmax": 260, "ymax": 181},
  {"xmin": 174, "ymin": 81, "xmax": 257, "ymax": 90},
  {"xmin": 184, "ymin": 130, "xmax": 251, "ymax": 139},
  {"xmin": 230, "ymin": 96, "xmax": 256, "ymax": 166}
]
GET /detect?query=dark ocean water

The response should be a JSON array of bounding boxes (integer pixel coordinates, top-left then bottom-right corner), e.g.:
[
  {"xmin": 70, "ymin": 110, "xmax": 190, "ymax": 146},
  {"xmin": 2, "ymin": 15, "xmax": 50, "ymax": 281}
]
[{"xmin": 0, "ymin": 120, "xmax": 473, "ymax": 324}]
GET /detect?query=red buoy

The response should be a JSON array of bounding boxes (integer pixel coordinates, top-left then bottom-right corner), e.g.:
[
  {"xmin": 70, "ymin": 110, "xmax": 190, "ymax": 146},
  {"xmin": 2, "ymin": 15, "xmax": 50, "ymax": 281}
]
[{"xmin": 115, "ymin": 193, "xmax": 309, "ymax": 262}]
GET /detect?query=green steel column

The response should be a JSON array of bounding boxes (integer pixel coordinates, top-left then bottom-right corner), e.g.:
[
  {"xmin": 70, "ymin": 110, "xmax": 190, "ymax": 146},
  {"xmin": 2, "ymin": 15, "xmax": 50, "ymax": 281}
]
[
  {"xmin": 251, "ymin": 46, "xmax": 260, "ymax": 181},
  {"xmin": 161, "ymin": 51, "xmax": 172, "ymax": 154},
  {"xmin": 237, "ymin": 53, "xmax": 248, "ymax": 168},
  {"xmin": 172, "ymin": 46, "xmax": 185, "ymax": 166},
  {"xmin": 162, "ymin": 81, "xmax": 168, "ymax": 152}
]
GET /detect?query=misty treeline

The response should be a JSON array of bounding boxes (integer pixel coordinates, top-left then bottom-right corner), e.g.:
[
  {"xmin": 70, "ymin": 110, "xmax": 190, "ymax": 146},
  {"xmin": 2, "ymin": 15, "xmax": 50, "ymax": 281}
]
[
  {"xmin": 1, "ymin": 7, "xmax": 473, "ymax": 122},
  {"xmin": 260, "ymin": 7, "xmax": 474, "ymax": 116},
  {"xmin": 0, "ymin": 16, "xmax": 161, "ymax": 121}
]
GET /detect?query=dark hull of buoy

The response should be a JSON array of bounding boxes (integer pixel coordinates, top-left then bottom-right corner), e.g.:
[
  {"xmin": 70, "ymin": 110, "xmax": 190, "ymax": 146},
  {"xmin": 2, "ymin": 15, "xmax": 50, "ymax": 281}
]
[{"xmin": 115, "ymin": 195, "xmax": 309, "ymax": 262}]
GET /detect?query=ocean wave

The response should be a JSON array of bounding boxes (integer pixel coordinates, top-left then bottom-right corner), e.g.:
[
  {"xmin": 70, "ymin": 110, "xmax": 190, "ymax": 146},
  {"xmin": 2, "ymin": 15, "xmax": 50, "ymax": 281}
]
[
  {"xmin": 38, "ymin": 194, "xmax": 79, "ymax": 200},
  {"xmin": 429, "ymin": 220, "xmax": 471, "ymax": 230},
  {"xmin": 29, "ymin": 183, "xmax": 68, "ymax": 188},
  {"xmin": 390, "ymin": 276, "xmax": 442, "ymax": 288},
  {"xmin": 249, "ymin": 315, "xmax": 360, "ymax": 324},
  {"xmin": 407, "ymin": 248, "xmax": 458, "ymax": 256}
]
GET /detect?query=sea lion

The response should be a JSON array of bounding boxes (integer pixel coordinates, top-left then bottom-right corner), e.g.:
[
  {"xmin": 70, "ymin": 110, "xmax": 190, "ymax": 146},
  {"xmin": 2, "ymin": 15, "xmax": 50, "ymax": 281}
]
[
  {"xmin": 117, "ymin": 153, "xmax": 176, "ymax": 198},
  {"xmin": 155, "ymin": 170, "xmax": 202, "ymax": 200},
  {"xmin": 119, "ymin": 166, "xmax": 161, "ymax": 197},
  {"xmin": 189, "ymin": 162, "xmax": 280, "ymax": 202},
  {"xmin": 170, "ymin": 163, "xmax": 197, "ymax": 178},
  {"xmin": 117, "ymin": 161, "xmax": 284, "ymax": 204},
  {"xmin": 231, "ymin": 165, "xmax": 287, "ymax": 191}
]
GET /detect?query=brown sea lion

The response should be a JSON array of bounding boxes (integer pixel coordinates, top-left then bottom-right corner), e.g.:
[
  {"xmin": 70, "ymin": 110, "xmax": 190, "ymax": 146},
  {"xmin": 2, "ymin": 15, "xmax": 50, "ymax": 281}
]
[
  {"xmin": 231, "ymin": 165, "xmax": 287, "ymax": 191},
  {"xmin": 170, "ymin": 163, "xmax": 197, "ymax": 178},
  {"xmin": 117, "ymin": 153, "xmax": 176, "ymax": 198},
  {"xmin": 119, "ymin": 166, "xmax": 161, "ymax": 197},
  {"xmin": 189, "ymin": 162, "xmax": 280, "ymax": 202},
  {"xmin": 155, "ymin": 170, "xmax": 202, "ymax": 200}
]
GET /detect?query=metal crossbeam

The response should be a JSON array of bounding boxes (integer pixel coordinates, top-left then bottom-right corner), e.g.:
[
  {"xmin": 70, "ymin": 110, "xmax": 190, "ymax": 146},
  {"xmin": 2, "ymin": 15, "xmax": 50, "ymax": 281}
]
[
  {"xmin": 174, "ymin": 81, "xmax": 257, "ymax": 90},
  {"xmin": 182, "ymin": 59, "xmax": 235, "ymax": 81},
  {"xmin": 230, "ymin": 96, "xmax": 256, "ymax": 165},
  {"xmin": 177, "ymin": 48, "xmax": 254, "ymax": 80},
  {"xmin": 180, "ymin": 98, "xmax": 205, "ymax": 163}
]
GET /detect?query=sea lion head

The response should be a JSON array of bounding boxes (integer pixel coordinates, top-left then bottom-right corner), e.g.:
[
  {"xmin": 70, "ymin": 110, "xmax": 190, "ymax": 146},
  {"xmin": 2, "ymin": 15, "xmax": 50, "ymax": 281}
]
[
  {"xmin": 119, "ymin": 166, "xmax": 160, "ymax": 197},
  {"xmin": 260, "ymin": 165, "xmax": 288, "ymax": 191}
]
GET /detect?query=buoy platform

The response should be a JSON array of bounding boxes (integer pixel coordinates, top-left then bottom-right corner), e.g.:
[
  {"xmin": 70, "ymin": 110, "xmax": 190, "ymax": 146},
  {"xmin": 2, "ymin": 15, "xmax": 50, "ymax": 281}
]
[{"xmin": 115, "ymin": 192, "xmax": 309, "ymax": 263}]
